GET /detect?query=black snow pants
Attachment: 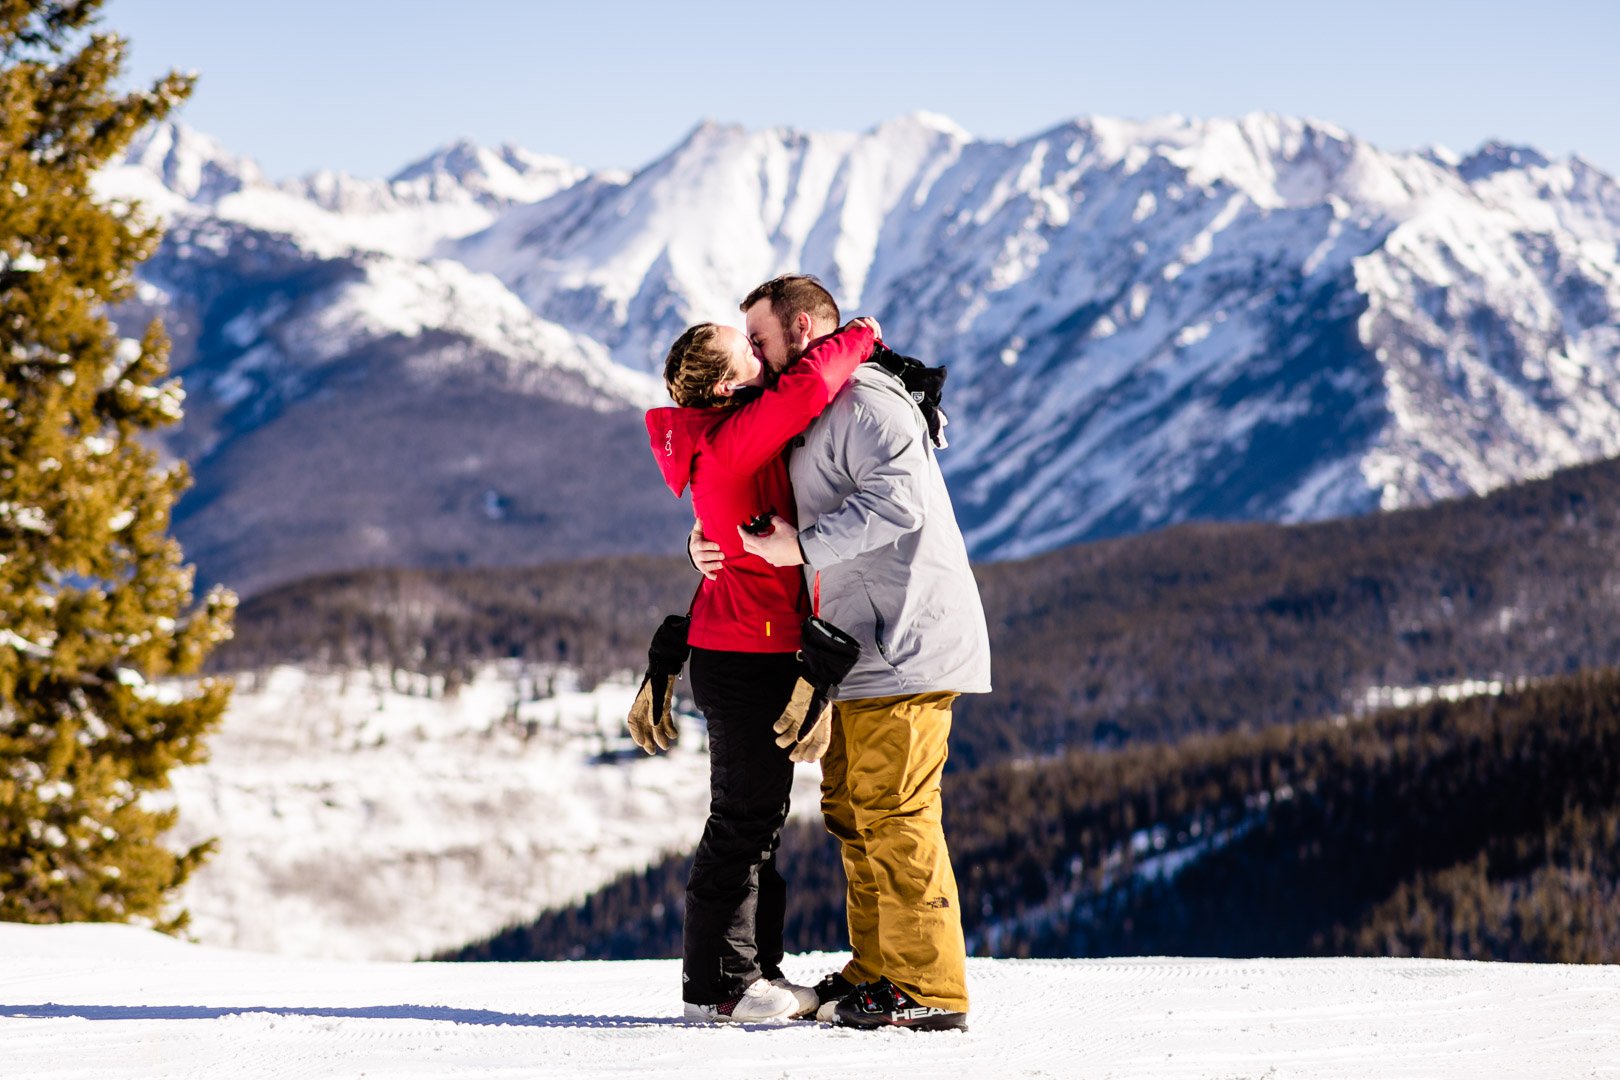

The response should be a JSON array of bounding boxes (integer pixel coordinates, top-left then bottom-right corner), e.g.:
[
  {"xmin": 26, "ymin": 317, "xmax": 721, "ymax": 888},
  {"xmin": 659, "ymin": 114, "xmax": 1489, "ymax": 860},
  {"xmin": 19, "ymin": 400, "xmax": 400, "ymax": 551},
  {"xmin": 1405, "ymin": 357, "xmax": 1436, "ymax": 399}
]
[{"xmin": 682, "ymin": 647, "xmax": 800, "ymax": 1005}]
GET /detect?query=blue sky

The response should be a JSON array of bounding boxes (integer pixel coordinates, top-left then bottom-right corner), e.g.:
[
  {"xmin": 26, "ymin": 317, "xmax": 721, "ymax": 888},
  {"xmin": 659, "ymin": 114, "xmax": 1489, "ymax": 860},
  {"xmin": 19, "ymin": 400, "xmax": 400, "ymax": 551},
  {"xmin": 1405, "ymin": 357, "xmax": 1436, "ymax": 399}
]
[{"xmin": 105, "ymin": 0, "xmax": 1620, "ymax": 180}]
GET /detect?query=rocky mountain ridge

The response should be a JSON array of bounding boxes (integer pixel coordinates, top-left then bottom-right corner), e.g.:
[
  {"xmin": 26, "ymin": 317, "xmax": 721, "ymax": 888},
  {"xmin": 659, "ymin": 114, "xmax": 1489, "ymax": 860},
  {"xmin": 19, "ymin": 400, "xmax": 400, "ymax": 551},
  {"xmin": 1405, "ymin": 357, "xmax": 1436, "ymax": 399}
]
[{"xmin": 101, "ymin": 113, "xmax": 1620, "ymax": 587}]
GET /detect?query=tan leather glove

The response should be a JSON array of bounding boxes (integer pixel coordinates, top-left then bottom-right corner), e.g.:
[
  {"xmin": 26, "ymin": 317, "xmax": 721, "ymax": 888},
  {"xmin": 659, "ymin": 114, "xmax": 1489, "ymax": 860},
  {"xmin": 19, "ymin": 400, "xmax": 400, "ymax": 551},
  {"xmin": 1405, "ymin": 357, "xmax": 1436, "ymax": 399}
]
[
  {"xmin": 627, "ymin": 676, "xmax": 679, "ymax": 753},
  {"xmin": 771, "ymin": 617, "xmax": 861, "ymax": 763},
  {"xmin": 625, "ymin": 615, "xmax": 689, "ymax": 754},
  {"xmin": 787, "ymin": 700, "xmax": 833, "ymax": 763},
  {"xmin": 773, "ymin": 679, "xmax": 833, "ymax": 762}
]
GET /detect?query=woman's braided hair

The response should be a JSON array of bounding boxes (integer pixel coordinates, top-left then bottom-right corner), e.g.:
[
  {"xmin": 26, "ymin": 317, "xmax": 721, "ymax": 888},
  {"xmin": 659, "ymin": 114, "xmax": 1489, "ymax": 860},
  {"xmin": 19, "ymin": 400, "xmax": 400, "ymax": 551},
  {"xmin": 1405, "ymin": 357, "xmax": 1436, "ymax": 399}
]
[{"xmin": 662, "ymin": 323, "xmax": 735, "ymax": 408}]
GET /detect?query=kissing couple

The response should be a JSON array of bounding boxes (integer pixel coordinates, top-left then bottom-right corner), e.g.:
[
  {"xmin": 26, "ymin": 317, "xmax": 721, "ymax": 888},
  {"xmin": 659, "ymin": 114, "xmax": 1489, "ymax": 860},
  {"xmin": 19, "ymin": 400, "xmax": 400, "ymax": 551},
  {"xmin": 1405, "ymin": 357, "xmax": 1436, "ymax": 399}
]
[{"xmin": 629, "ymin": 275, "xmax": 991, "ymax": 1031}]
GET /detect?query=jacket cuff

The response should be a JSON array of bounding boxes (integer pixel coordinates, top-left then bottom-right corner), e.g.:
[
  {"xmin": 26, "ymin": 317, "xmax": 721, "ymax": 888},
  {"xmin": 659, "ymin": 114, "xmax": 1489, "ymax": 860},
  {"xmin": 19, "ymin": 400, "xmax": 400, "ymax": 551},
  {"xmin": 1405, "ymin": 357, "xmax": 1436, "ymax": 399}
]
[{"xmin": 798, "ymin": 525, "xmax": 836, "ymax": 570}]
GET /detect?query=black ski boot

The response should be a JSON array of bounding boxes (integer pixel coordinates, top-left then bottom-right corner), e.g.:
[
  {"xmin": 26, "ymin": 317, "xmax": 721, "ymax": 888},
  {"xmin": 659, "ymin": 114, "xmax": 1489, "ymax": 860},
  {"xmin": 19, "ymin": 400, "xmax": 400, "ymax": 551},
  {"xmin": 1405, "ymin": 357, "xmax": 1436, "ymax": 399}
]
[
  {"xmin": 810, "ymin": 971, "xmax": 856, "ymax": 1022},
  {"xmin": 832, "ymin": 977, "xmax": 968, "ymax": 1031}
]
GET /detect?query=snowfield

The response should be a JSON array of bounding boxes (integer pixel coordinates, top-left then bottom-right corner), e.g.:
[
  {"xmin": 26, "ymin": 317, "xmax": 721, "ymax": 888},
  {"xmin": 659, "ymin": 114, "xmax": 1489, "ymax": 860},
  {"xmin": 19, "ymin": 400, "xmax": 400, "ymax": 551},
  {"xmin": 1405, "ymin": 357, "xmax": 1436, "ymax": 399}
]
[
  {"xmin": 164, "ymin": 664, "xmax": 824, "ymax": 961},
  {"xmin": 2, "ymin": 924, "xmax": 1617, "ymax": 1079}
]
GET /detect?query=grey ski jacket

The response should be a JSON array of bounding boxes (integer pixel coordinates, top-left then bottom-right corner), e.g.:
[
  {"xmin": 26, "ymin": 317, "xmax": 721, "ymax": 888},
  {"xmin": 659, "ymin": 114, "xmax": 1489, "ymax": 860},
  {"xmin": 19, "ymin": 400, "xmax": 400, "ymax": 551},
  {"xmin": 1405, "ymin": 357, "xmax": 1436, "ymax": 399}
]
[{"xmin": 789, "ymin": 363, "xmax": 992, "ymax": 701}]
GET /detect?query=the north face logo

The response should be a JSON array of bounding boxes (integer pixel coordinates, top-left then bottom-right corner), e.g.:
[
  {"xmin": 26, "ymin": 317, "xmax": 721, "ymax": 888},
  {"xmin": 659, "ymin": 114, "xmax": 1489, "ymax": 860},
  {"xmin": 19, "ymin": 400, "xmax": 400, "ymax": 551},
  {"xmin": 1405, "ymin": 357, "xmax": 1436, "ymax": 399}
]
[{"xmin": 925, "ymin": 897, "xmax": 951, "ymax": 909}]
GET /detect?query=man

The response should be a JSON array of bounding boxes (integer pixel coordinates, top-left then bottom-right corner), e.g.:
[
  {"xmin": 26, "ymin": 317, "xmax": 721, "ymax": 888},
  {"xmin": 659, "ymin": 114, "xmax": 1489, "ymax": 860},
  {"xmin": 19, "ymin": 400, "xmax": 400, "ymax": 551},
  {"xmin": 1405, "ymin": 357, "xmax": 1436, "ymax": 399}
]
[{"xmin": 702, "ymin": 274, "xmax": 991, "ymax": 1031}]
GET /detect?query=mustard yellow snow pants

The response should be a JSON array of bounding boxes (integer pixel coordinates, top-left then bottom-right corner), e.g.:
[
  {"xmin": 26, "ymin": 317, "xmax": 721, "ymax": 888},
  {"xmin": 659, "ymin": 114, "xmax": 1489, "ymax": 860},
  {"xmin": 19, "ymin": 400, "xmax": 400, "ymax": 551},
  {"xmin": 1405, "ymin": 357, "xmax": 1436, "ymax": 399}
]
[{"xmin": 820, "ymin": 691, "xmax": 969, "ymax": 1013}]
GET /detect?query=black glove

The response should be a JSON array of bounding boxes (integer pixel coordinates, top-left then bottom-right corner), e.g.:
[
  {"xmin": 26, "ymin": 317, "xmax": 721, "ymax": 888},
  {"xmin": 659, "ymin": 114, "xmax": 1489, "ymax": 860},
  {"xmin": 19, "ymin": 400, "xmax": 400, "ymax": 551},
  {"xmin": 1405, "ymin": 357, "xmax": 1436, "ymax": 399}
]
[
  {"xmin": 626, "ymin": 615, "xmax": 690, "ymax": 753},
  {"xmin": 870, "ymin": 343, "xmax": 949, "ymax": 448}
]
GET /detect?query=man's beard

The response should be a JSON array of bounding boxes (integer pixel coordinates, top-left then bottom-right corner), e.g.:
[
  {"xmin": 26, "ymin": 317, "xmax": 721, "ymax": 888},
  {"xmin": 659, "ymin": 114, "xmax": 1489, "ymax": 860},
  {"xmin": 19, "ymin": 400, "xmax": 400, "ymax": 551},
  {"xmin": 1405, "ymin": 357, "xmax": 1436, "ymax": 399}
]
[{"xmin": 764, "ymin": 339, "xmax": 807, "ymax": 388}]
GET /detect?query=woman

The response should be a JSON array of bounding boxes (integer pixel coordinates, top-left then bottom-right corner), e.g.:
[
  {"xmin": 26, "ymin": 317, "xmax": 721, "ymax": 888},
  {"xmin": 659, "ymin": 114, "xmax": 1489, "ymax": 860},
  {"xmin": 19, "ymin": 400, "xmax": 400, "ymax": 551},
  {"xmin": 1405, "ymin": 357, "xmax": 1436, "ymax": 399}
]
[{"xmin": 644, "ymin": 315, "xmax": 878, "ymax": 1023}]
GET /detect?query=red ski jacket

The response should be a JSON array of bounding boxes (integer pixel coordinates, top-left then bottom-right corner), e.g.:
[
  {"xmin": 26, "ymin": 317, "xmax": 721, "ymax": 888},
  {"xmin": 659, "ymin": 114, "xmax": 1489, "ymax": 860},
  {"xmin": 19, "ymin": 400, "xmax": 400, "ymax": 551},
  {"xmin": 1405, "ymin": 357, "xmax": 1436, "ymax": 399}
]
[{"xmin": 646, "ymin": 322, "xmax": 876, "ymax": 652}]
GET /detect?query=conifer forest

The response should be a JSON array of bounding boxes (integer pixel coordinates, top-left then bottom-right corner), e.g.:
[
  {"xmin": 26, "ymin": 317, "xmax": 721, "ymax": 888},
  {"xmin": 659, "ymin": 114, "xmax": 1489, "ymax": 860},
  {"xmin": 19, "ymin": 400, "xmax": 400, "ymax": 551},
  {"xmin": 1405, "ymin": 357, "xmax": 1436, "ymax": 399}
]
[{"xmin": 215, "ymin": 456, "xmax": 1620, "ymax": 964}]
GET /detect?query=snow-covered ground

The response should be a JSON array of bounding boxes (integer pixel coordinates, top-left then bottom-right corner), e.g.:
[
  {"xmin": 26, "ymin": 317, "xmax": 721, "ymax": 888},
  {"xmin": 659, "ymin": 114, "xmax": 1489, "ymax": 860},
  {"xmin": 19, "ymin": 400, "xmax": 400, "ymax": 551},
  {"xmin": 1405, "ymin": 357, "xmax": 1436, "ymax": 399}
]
[
  {"xmin": 165, "ymin": 664, "xmax": 823, "ymax": 961},
  {"xmin": 2, "ymin": 924, "xmax": 1616, "ymax": 1079}
]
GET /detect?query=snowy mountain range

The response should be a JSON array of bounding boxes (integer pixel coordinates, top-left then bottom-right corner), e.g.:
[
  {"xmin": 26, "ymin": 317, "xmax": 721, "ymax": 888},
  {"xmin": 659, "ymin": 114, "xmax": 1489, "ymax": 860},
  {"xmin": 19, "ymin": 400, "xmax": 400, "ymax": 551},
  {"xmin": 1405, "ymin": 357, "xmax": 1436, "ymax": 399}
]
[
  {"xmin": 98, "ymin": 126, "xmax": 679, "ymax": 596},
  {"xmin": 100, "ymin": 113, "xmax": 1620, "ymax": 590}
]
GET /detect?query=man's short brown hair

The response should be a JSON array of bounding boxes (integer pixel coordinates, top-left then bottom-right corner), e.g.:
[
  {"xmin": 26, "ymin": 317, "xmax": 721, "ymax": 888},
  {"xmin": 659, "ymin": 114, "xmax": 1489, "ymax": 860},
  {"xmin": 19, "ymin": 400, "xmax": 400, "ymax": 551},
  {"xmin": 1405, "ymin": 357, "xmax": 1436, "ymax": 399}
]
[
  {"xmin": 663, "ymin": 323, "xmax": 734, "ymax": 409},
  {"xmin": 740, "ymin": 274, "xmax": 840, "ymax": 338}
]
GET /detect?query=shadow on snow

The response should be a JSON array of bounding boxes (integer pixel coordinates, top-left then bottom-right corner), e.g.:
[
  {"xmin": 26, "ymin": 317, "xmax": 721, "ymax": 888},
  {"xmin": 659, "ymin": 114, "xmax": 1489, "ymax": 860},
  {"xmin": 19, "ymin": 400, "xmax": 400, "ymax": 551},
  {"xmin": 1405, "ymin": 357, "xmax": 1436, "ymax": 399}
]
[{"xmin": 0, "ymin": 1003, "xmax": 777, "ymax": 1030}]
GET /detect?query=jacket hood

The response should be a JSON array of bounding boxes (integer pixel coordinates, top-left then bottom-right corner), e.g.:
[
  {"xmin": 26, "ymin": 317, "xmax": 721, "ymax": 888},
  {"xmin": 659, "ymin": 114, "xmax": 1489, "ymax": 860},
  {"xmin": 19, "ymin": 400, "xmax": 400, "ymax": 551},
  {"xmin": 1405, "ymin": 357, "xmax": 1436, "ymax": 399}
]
[{"xmin": 646, "ymin": 406, "xmax": 727, "ymax": 496}]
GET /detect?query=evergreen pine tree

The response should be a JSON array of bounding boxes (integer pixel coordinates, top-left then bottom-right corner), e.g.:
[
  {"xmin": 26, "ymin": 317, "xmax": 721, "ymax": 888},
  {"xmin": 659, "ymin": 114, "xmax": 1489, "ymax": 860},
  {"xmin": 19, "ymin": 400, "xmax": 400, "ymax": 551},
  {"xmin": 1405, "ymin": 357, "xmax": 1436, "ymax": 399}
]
[{"xmin": 0, "ymin": 0, "xmax": 235, "ymax": 929}]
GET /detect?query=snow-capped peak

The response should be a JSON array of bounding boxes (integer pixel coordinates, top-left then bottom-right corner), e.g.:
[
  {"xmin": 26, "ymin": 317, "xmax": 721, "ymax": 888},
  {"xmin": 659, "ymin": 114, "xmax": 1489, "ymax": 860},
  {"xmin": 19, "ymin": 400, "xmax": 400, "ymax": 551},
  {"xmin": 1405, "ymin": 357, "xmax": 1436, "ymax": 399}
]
[
  {"xmin": 101, "ymin": 126, "xmax": 594, "ymax": 261},
  {"xmin": 1420, "ymin": 143, "xmax": 1464, "ymax": 169},
  {"xmin": 1459, "ymin": 140, "xmax": 1554, "ymax": 182},
  {"xmin": 120, "ymin": 120, "xmax": 266, "ymax": 202},
  {"xmin": 390, "ymin": 137, "xmax": 491, "ymax": 183},
  {"xmin": 870, "ymin": 110, "xmax": 973, "ymax": 142},
  {"xmin": 388, "ymin": 138, "xmax": 586, "ymax": 206},
  {"xmin": 651, "ymin": 118, "xmax": 753, "ymax": 164}
]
